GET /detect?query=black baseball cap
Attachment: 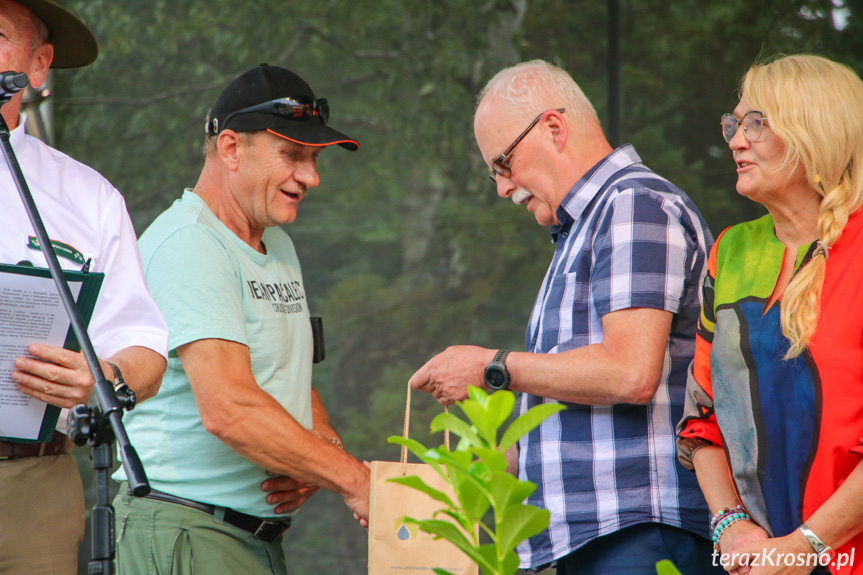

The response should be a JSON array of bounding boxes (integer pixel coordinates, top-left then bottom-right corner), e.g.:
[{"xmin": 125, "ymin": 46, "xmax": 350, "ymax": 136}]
[
  {"xmin": 15, "ymin": 0, "xmax": 98, "ymax": 68},
  {"xmin": 205, "ymin": 64, "xmax": 359, "ymax": 151}
]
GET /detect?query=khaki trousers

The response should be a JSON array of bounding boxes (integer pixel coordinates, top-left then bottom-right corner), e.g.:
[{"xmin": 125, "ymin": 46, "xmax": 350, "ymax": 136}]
[{"xmin": 0, "ymin": 454, "xmax": 85, "ymax": 575}]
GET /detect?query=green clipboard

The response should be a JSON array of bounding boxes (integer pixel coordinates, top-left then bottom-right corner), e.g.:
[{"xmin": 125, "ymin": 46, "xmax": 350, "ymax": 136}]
[{"xmin": 0, "ymin": 263, "xmax": 104, "ymax": 443}]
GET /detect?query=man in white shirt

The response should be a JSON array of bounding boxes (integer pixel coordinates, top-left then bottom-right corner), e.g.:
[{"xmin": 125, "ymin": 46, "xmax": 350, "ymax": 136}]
[{"xmin": 0, "ymin": 2, "xmax": 169, "ymax": 573}]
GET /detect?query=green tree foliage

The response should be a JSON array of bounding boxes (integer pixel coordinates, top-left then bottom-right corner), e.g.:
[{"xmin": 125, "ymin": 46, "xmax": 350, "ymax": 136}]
[{"xmin": 56, "ymin": 1, "xmax": 860, "ymax": 573}]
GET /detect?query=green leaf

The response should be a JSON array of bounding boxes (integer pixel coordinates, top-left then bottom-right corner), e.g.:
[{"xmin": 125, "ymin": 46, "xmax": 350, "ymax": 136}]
[
  {"xmin": 496, "ymin": 504, "xmax": 550, "ymax": 554},
  {"xmin": 386, "ymin": 436, "xmax": 447, "ymax": 477},
  {"xmin": 500, "ymin": 548, "xmax": 521, "ymax": 575},
  {"xmin": 459, "ymin": 399, "xmax": 495, "ymax": 446},
  {"xmin": 467, "ymin": 458, "xmax": 490, "ymax": 481},
  {"xmin": 444, "ymin": 460, "xmax": 494, "ymax": 521},
  {"xmin": 433, "ymin": 448, "xmax": 474, "ymax": 471},
  {"xmin": 486, "ymin": 389, "xmax": 516, "ymax": 430},
  {"xmin": 452, "ymin": 470, "xmax": 491, "ymax": 520},
  {"xmin": 475, "ymin": 543, "xmax": 501, "ymax": 575},
  {"xmin": 454, "ymin": 435, "xmax": 474, "ymax": 452},
  {"xmin": 387, "ymin": 435, "xmax": 434, "ymax": 462},
  {"xmin": 489, "ymin": 470, "xmax": 536, "ymax": 507},
  {"xmin": 656, "ymin": 559, "xmax": 684, "ymax": 575},
  {"xmin": 466, "ymin": 385, "xmax": 489, "ymax": 404},
  {"xmin": 387, "ymin": 475, "xmax": 454, "ymax": 508},
  {"xmin": 472, "ymin": 446, "xmax": 508, "ymax": 473},
  {"xmin": 499, "ymin": 403, "xmax": 567, "ymax": 451},
  {"xmin": 405, "ymin": 518, "xmax": 494, "ymax": 574},
  {"xmin": 434, "ymin": 508, "xmax": 475, "ymax": 537},
  {"xmin": 430, "ymin": 412, "xmax": 484, "ymax": 447}
]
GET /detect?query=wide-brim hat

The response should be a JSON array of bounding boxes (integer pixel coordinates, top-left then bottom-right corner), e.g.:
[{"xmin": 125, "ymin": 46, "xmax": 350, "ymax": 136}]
[
  {"xmin": 14, "ymin": 0, "xmax": 98, "ymax": 69},
  {"xmin": 206, "ymin": 63, "xmax": 359, "ymax": 151}
]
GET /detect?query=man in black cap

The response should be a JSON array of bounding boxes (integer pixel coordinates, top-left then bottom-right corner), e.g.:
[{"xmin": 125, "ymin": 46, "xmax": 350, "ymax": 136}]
[
  {"xmin": 112, "ymin": 64, "xmax": 369, "ymax": 574},
  {"xmin": 0, "ymin": 1, "xmax": 169, "ymax": 574}
]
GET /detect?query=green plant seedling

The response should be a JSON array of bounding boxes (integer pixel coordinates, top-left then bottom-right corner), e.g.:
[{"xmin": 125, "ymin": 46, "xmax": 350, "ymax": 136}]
[{"xmin": 387, "ymin": 386, "xmax": 565, "ymax": 575}]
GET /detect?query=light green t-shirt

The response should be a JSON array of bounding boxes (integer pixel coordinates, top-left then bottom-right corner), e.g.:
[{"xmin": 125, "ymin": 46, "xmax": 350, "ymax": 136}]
[{"xmin": 114, "ymin": 190, "xmax": 313, "ymax": 517}]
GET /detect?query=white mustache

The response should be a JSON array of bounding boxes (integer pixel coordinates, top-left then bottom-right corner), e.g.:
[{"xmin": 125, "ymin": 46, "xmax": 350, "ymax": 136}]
[
  {"xmin": 288, "ymin": 186, "xmax": 307, "ymax": 200},
  {"xmin": 512, "ymin": 188, "xmax": 532, "ymax": 204}
]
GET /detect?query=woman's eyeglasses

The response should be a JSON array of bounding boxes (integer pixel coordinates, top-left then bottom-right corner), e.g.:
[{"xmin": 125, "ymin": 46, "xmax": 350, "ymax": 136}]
[{"xmin": 721, "ymin": 111, "xmax": 767, "ymax": 143}]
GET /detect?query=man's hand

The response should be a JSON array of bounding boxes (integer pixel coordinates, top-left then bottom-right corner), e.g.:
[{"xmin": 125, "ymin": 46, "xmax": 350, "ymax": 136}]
[
  {"xmin": 352, "ymin": 461, "xmax": 372, "ymax": 530},
  {"xmin": 341, "ymin": 461, "xmax": 371, "ymax": 522},
  {"xmin": 262, "ymin": 473, "xmax": 320, "ymax": 515},
  {"xmin": 409, "ymin": 345, "xmax": 496, "ymax": 406},
  {"xmin": 12, "ymin": 344, "xmax": 112, "ymax": 408}
]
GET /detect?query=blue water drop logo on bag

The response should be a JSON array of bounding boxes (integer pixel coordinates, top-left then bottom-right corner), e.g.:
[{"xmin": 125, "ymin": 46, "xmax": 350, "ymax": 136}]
[{"xmin": 397, "ymin": 524, "xmax": 411, "ymax": 540}]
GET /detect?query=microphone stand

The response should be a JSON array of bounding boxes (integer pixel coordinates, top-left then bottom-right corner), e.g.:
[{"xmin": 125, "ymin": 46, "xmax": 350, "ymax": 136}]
[{"xmin": 0, "ymin": 74, "xmax": 148, "ymax": 575}]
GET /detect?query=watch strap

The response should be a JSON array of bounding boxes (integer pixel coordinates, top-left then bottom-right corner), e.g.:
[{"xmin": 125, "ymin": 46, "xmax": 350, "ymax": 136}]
[
  {"xmin": 106, "ymin": 361, "xmax": 125, "ymax": 389},
  {"xmin": 105, "ymin": 361, "xmax": 129, "ymax": 391},
  {"xmin": 491, "ymin": 349, "xmax": 510, "ymax": 366}
]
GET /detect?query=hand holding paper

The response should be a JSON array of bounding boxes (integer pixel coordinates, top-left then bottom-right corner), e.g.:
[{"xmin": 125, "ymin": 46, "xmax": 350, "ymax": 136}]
[
  {"xmin": 13, "ymin": 344, "xmax": 106, "ymax": 408},
  {"xmin": 0, "ymin": 263, "xmax": 102, "ymax": 441}
]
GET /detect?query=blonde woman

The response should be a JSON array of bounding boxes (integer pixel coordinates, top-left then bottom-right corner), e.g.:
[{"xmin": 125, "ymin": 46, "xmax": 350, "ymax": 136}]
[{"xmin": 678, "ymin": 54, "xmax": 863, "ymax": 574}]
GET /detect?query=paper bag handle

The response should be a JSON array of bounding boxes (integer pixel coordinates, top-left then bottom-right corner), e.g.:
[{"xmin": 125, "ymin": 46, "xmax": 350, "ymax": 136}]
[{"xmin": 401, "ymin": 382, "xmax": 450, "ymax": 474}]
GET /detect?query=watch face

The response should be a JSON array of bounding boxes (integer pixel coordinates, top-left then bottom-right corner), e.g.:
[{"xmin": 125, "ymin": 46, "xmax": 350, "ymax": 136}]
[{"xmin": 487, "ymin": 369, "xmax": 506, "ymax": 388}]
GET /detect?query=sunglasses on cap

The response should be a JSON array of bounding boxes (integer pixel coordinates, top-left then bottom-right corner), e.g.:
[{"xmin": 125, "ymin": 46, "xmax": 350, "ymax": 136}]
[{"xmin": 211, "ymin": 96, "xmax": 330, "ymax": 134}]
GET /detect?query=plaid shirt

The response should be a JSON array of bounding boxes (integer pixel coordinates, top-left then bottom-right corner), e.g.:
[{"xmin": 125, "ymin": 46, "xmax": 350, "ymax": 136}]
[{"xmin": 517, "ymin": 145, "xmax": 714, "ymax": 569}]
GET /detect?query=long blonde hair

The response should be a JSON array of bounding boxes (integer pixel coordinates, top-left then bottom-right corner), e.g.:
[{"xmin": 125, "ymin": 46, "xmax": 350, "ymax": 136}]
[{"xmin": 741, "ymin": 55, "xmax": 863, "ymax": 357}]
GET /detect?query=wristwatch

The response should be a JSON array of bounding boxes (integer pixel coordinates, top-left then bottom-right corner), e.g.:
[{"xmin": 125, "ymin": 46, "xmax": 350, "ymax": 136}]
[
  {"xmin": 107, "ymin": 361, "xmax": 137, "ymax": 409},
  {"xmin": 483, "ymin": 350, "xmax": 511, "ymax": 391},
  {"xmin": 798, "ymin": 523, "xmax": 836, "ymax": 564},
  {"xmin": 106, "ymin": 361, "xmax": 127, "ymax": 392}
]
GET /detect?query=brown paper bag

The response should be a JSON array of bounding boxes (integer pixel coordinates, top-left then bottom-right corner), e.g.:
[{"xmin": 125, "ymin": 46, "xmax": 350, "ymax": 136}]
[{"xmin": 367, "ymin": 386, "xmax": 479, "ymax": 575}]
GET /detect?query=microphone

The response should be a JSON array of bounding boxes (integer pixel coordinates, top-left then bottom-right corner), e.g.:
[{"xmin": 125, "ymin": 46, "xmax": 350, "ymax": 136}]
[{"xmin": 0, "ymin": 71, "xmax": 29, "ymax": 99}]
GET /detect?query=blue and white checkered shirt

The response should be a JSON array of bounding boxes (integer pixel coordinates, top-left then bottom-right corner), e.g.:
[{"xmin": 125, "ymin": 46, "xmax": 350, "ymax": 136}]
[{"xmin": 516, "ymin": 145, "xmax": 714, "ymax": 569}]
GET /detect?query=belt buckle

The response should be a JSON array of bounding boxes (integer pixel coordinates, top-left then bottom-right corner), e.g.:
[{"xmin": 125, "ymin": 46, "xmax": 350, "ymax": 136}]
[
  {"xmin": 253, "ymin": 520, "xmax": 276, "ymax": 540},
  {"xmin": 253, "ymin": 520, "xmax": 287, "ymax": 541}
]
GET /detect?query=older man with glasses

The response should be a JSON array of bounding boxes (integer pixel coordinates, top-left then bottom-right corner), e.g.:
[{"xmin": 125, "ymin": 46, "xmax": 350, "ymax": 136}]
[
  {"xmin": 111, "ymin": 64, "xmax": 369, "ymax": 575},
  {"xmin": 410, "ymin": 59, "xmax": 722, "ymax": 574}
]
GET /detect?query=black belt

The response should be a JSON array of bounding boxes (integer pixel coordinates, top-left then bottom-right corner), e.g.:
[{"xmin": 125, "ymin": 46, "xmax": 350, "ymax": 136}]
[{"xmin": 134, "ymin": 489, "xmax": 291, "ymax": 542}]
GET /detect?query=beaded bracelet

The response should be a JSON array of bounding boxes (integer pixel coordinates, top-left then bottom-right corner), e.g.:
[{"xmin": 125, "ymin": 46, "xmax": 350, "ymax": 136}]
[
  {"xmin": 711, "ymin": 507, "xmax": 750, "ymax": 552},
  {"xmin": 709, "ymin": 504, "xmax": 744, "ymax": 532}
]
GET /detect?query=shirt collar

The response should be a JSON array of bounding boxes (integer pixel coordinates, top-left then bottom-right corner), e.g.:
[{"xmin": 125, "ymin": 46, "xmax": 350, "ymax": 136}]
[
  {"xmin": 6, "ymin": 115, "xmax": 27, "ymax": 148},
  {"xmin": 549, "ymin": 144, "xmax": 642, "ymax": 242}
]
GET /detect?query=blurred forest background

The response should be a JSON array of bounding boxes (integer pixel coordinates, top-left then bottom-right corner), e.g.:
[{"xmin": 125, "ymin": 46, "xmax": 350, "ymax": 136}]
[{"xmin": 35, "ymin": 0, "xmax": 861, "ymax": 573}]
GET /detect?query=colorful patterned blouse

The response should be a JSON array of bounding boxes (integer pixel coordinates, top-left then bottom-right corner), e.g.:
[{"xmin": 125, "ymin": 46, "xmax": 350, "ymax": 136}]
[{"xmin": 677, "ymin": 212, "xmax": 863, "ymax": 572}]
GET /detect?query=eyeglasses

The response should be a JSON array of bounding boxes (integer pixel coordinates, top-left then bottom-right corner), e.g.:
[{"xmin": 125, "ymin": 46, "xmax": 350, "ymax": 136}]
[
  {"xmin": 215, "ymin": 96, "xmax": 329, "ymax": 134},
  {"xmin": 488, "ymin": 108, "xmax": 566, "ymax": 181},
  {"xmin": 721, "ymin": 111, "xmax": 768, "ymax": 143}
]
